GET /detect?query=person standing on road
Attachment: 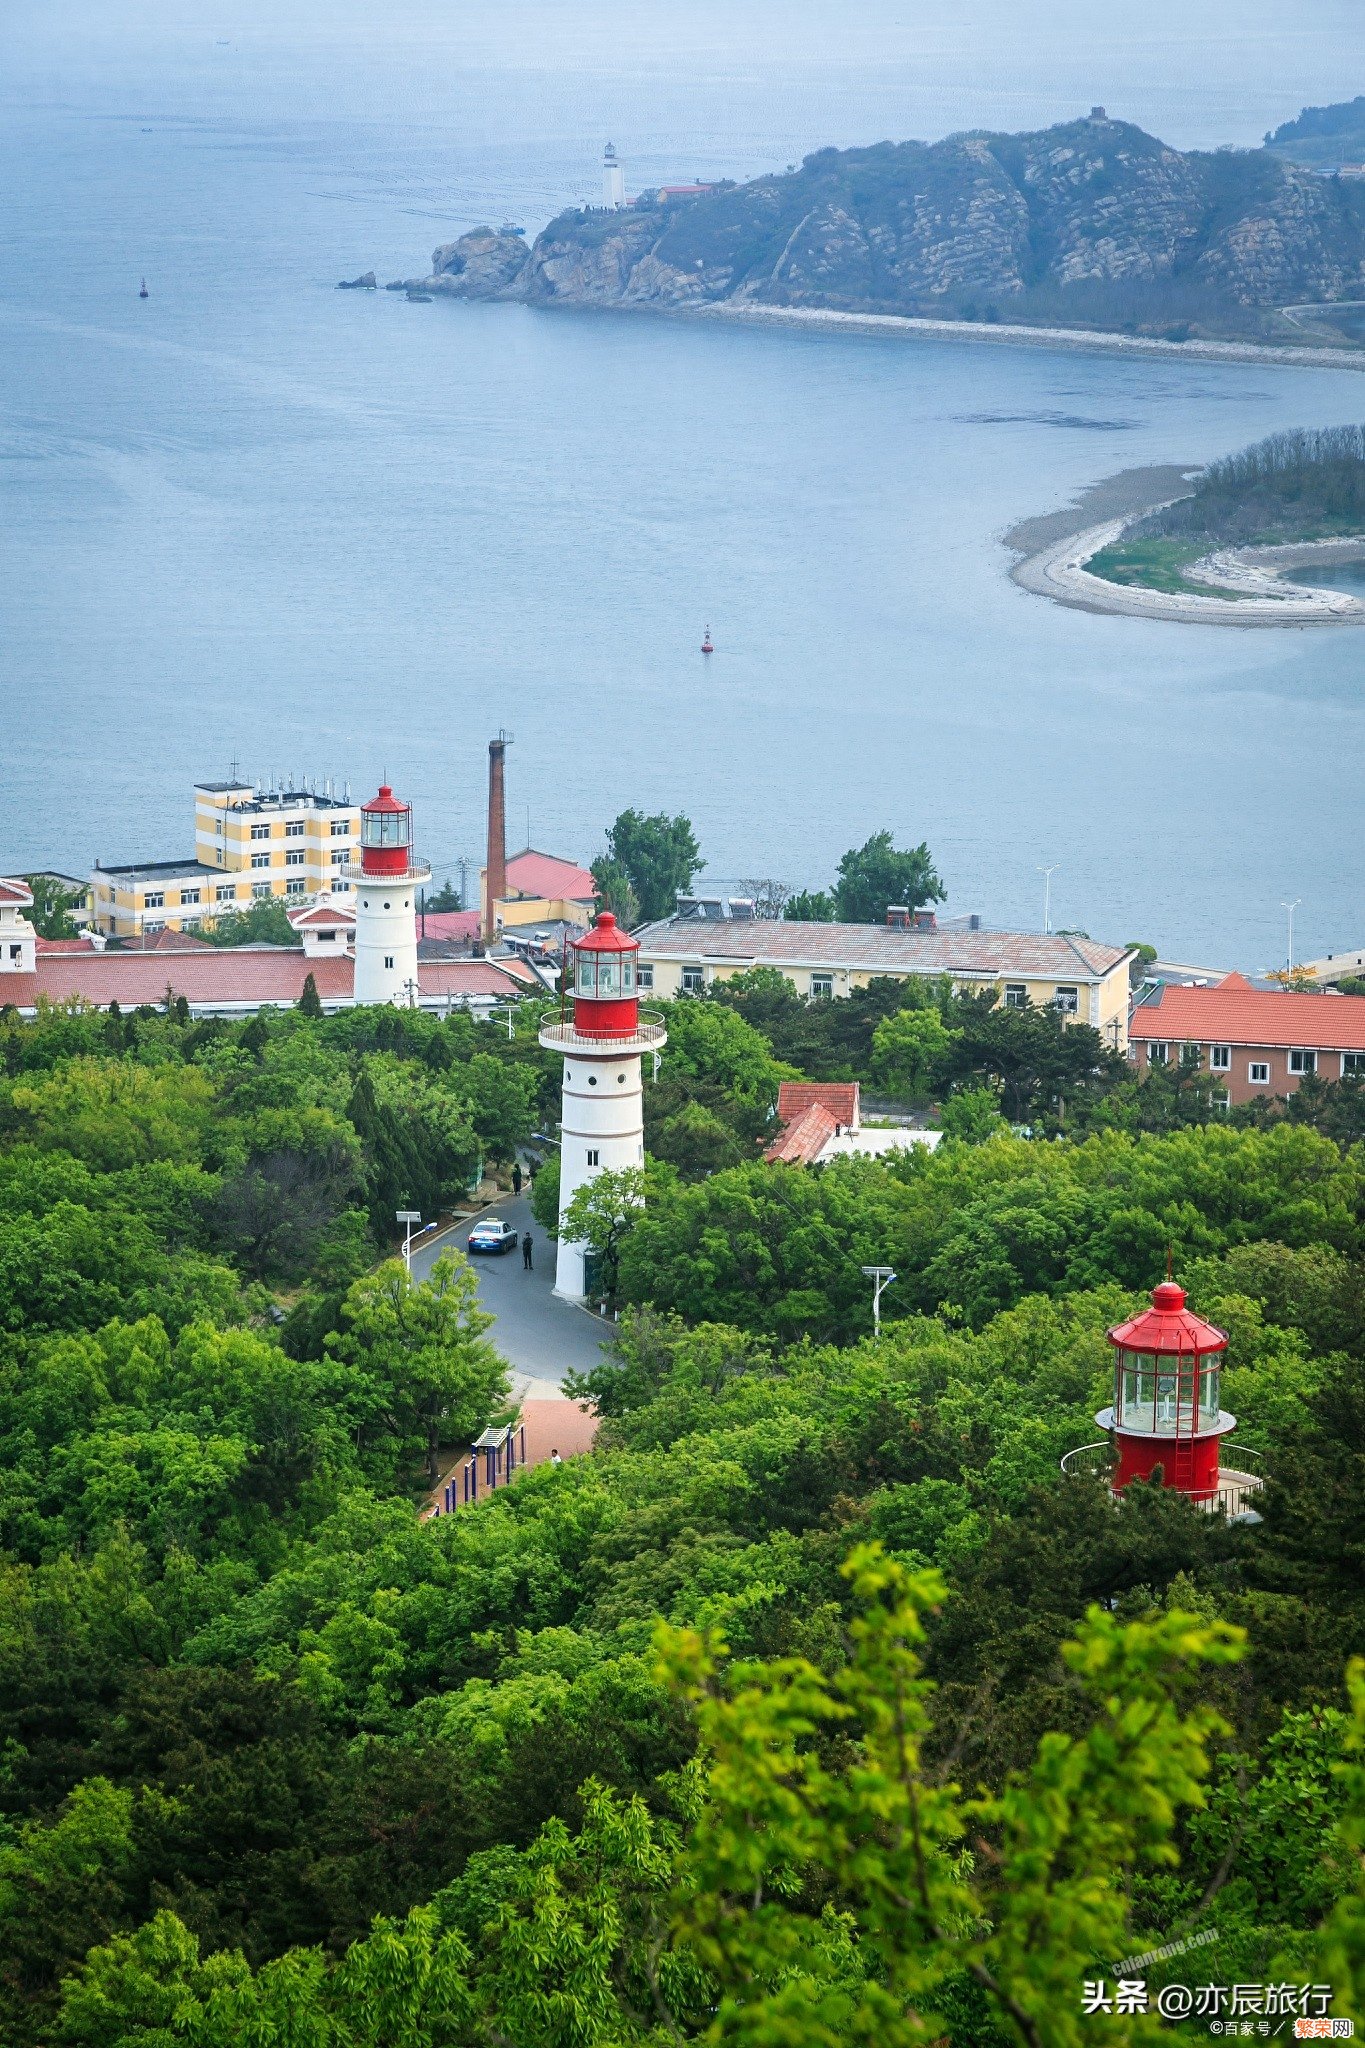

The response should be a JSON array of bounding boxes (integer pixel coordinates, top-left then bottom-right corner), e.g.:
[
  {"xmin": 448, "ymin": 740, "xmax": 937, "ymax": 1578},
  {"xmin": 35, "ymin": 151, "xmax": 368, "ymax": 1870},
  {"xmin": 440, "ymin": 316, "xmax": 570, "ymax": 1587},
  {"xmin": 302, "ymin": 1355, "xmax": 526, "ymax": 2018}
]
[
  {"xmin": 522, "ymin": 1231, "xmax": 533, "ymax": 1271},
  {"xmin": 512, "ymin": 1162, "xmax": 523, "ymax": 1195}
]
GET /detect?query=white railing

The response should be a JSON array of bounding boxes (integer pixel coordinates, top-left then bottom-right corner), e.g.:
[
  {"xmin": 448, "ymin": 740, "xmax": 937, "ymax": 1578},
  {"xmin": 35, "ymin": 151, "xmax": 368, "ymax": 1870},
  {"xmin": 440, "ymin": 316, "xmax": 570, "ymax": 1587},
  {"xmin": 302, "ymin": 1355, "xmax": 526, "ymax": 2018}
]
[
  {"xmin": 538, "ymin": 1008, "xmax": 667, "ymax": 1051},
  {"xmin": 1059, "ymin": 1442, "xmax": 1112, "ymax": 1479},
  {"xmin": 1060, "ymin": 1440, "xmax": 1265, "ymax": 1519}
]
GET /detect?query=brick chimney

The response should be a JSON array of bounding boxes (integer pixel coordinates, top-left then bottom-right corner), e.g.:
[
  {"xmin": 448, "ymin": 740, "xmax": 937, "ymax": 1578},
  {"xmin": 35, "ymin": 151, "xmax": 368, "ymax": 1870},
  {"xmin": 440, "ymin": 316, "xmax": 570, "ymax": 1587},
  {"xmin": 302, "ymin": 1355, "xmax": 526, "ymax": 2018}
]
[{"xmin": 484, "ymin": 736, "xmax": 508, "ymax": 942}]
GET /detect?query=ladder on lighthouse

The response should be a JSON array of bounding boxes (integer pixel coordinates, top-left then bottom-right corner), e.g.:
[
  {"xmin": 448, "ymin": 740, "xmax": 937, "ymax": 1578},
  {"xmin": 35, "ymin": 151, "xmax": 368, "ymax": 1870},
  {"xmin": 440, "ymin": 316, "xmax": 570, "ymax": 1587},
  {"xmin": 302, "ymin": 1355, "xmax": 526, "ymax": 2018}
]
[{"xmin": 1169, "ymin": 1337, "xmax": 1198, "ymax": 1492}]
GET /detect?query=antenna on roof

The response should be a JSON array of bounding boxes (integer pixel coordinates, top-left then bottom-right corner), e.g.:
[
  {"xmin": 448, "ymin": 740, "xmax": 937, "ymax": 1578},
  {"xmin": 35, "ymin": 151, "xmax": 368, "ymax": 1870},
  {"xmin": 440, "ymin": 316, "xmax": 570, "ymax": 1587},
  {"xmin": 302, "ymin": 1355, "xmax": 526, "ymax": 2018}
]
[{"xmin": 1166, "ymin": 1244, "xmax": 1174, "ymax": 1281}]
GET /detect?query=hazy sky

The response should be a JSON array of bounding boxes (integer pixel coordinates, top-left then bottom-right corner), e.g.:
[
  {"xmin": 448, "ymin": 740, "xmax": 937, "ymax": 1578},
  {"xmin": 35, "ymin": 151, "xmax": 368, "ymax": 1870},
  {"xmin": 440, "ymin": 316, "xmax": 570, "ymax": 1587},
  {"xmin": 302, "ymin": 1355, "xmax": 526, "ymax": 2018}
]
[{"xmin": 5, "ymin": 0, "xmax": 1364, "ymax": 155}]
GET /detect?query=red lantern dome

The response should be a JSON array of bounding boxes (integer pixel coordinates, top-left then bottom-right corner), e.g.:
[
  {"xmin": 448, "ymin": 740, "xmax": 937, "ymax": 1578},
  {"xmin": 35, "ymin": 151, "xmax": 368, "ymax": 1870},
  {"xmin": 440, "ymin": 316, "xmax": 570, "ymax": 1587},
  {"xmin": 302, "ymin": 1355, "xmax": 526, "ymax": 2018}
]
[
  {"xmin": 1100, "ymin": 1280, "xmax": 1234, "ymax": 1501},
  {"xmin": 359, "ymin": 784, "xmax": 414, "ymax": 877},
  {"xmin": 569, "ymin": 912, "xmax": 640, "ymax": 1038}
]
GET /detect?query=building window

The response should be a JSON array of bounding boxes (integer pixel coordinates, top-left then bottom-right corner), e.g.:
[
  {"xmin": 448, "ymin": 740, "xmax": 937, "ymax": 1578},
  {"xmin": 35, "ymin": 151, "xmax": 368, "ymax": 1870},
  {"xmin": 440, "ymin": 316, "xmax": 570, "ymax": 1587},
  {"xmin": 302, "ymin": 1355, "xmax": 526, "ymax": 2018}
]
[
  {"xmin": 1148, "ymin": 1041, "xmax": 1169, "ymax": 1065},
  {"xmin": 1344, "ymin": 1052, "xmax": 1365, "ymax": 1076},
  {"xmin": 1053, "ymin": 986, "xmax": 1079, "ymax": 1014},
  {"xmin": 144, "ymin": 891, "xmax": 165, "ymax": 910},
  {"xmin": 1248, "ymin": 1060, "xmax": 1270, "ymax": 1086},
  {"xmin": 180, "ymin": 888, "xmax": 200, "ymax": 906},
  {"xmin": 286, "ymin": 880, "xmax": 306, "ymax": 897},
  {"xmin": 1212, "ymin": 1088, "xmax": 1230, "ymax": 1111},
  {"xmin": 330, "ymin": 819, "xmax": 349, "ymax": 837},
  {"xmin": 384, "ymin": 954, "xmax": 395, "ymax": 969},
  {"xmin": 681, "ymin": 967, "xmax": 704, "ymax": 994},
  {"xmin": 1210, "ymin": 1044, "xmax": 1231, "ymax": 1071},
  {"xmin": 333, "ymin": 880, "xmax": 350, "ymax": 893},
  {"xmin": 250, "ymin": 824, "xmax": 270, "ymax": 841},
  {"xmin": 1289, "ymin": 1049, "xmax": 1317, "ymax": 1076},
  {"xmin": 285, "ymin": 851, "xmax": 305, "ymax": 867},
  {"xmin": 252, "ymin": 882, "xmax": 271, "ymax": 900},
  {"xmin": 587, "ymin": 1149, "xmax": 600, "ymax": 1167},
  {"xmin": 810, "ymin": 973, "xmax": 834, "ymax": 1000},
  {"xmin": 145, "ymin": 920, "xmax": 165, "ymax": 934},
  {"xmin": 332, "ymin": 849, "xmax": 347, "ymax": 865},
  {"xmin": 1003, "ymin": 983, "xmax": 1027, "ymax": 1009},
  {"xmin": 250, "ymin": 853, "xmax": 271, "ymax": 870},
  {"xmin": 637, "ymin": 963, "xmax": 654, "ymax": 990},
  {"xmin": 285, "ymin": 821, "xmax": 305, "ymax": 838},
  {"xmin": 215, "ymin": 884, "xmax": 235, "ymax": 902}
]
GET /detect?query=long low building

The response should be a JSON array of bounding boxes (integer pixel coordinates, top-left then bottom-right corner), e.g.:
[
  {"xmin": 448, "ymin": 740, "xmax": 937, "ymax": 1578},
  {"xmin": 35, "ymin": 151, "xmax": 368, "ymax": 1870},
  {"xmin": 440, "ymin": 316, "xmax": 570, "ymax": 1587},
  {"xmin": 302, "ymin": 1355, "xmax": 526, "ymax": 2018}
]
[
  {"xmin": 0, "ymin": 877, "xmax": 540, "ymax": 1019},
  {"xmin": 1129, "ymin": 972, "xmax": 1365, "ymax": 1102},
  {"xmin": 633, "ymin": 903, "xmax": 1136, "ymax": 1050}
]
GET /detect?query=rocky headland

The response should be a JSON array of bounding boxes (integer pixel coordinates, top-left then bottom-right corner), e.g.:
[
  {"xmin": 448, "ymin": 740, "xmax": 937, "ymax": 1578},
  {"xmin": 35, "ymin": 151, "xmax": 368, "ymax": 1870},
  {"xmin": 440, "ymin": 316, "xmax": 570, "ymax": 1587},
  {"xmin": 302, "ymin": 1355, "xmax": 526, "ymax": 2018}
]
[{"xmin": 385, "ymin": 113, "xmax": 1365, "ymax": 348}]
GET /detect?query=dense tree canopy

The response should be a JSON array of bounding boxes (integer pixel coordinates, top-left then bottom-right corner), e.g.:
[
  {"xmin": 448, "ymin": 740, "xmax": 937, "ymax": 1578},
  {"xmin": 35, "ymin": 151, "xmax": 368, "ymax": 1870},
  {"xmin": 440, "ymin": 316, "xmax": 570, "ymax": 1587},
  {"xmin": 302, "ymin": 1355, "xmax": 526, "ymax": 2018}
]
[{"xmin": 0, "ymin": 977, "xmax": 1363, "ymax": 2044}]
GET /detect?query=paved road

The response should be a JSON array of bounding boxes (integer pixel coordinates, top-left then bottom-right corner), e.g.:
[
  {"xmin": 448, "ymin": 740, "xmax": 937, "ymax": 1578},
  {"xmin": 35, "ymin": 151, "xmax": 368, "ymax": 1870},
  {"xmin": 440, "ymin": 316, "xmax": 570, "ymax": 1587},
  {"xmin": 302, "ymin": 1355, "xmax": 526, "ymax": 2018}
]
[{"xmin": 409, "ymin": 1191, "xmax": 611, "ymax": 1387}]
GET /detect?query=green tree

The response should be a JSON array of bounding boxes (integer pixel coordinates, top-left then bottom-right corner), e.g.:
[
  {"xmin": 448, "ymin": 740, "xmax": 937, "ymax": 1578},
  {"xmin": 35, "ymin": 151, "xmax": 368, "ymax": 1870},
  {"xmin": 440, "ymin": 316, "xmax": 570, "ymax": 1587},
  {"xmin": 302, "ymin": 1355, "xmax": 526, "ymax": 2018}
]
[
  {"xmin": 595, "ymin": 810, "xmax": 701, "ymax": 924},
  {"xmin": 328, "ymin": 1254, "xmax": 505, "ymax": 1486},
  {"xmin": 938, "ymin": 1084, "xmax": 1009, "ymax": 1144},
  {"xmin": 783, "ymin": 888, "xmax": 837, "ymax": 922},
  {"xmin": 203, "ymin": 899, "xmax": 296, "ymax": 947},
  {"xmin": 23, "ymin": 876, "xmax": 82, "ymax": 940},
  {"xmin": 529, "ymin": 1150, "xmax": 561, "ymax": 1236},
  {"xmin": 872, "ymin": 1007, "xmax": 958, "ymax": 1096},
  {"xmin": 833, "ymin": 830, "xmax": 945, "ymax": 923},
  {"xmin": 424, "ymin": 879, "xmax": 465, "ymax": 912},
  {"xmin": 297, "ymin": 971, "xmax": 323, "ymax": 1018},
  {"xmin": 561, "ymin": 1165, "xmax": 648, "ymax": 1301},
  {"xmin": 588, "ymin": 857, "xmax": 640, "ymax": 929}
]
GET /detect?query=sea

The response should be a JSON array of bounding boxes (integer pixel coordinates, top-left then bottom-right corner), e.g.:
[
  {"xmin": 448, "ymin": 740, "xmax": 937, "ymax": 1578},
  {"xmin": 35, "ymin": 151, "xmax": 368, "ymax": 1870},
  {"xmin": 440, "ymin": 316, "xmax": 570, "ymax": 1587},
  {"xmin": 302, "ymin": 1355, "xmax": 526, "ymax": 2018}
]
[{"xmin": 3, "ymin": 0, "xmax": 1365, "ymax": 969}]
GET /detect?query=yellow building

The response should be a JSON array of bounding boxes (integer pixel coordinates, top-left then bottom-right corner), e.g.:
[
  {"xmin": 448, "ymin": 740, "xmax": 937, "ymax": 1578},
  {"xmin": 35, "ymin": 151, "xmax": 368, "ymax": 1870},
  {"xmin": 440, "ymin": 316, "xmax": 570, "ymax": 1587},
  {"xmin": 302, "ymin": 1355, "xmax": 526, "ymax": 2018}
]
[
  {"xmin": 91, "ymin": 781, "xmax": 359, "ymax": 939},
  {"xmin": 479, "ymin": 848, "xmax": 598, "ymax": 936},
  {"xmin": 633, "ymin": 903, "xmax": 1136, "ymax": 1051}
]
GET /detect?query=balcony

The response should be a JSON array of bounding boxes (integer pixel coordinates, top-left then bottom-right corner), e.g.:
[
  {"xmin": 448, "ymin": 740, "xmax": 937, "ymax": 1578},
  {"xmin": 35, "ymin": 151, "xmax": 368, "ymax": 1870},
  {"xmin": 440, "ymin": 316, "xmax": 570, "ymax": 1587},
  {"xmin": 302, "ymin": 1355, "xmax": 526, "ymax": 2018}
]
[
  {"xmin": 538, "ymin": 1009, "xmax": 667, "ymax": 1056},
  {"xmin": 1060, "ymin": 1440, "xmax": 1265, "ymax": 1520}
]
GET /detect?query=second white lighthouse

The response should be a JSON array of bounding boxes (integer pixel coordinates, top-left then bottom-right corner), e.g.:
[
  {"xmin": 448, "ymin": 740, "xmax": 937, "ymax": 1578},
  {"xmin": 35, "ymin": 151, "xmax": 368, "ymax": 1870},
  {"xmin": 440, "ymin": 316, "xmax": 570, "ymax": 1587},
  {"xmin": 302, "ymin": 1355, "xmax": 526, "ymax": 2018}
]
[
  {"xmin": 348, "ymin": 782, "xmax": 430, "ymax": 1006},
  {"xmin": 539, "ymin": 912, "xmax": 665, "ymax": 1300}
]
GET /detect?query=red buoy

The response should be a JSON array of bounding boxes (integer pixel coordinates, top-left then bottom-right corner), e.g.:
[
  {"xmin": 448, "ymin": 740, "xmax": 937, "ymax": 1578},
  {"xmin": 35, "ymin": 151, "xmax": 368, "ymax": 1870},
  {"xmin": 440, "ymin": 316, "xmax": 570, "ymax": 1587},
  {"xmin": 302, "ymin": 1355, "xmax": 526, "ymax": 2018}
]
[{"xmin": 701, "ymin": 625, "xmax": 713, "ymax": 654}]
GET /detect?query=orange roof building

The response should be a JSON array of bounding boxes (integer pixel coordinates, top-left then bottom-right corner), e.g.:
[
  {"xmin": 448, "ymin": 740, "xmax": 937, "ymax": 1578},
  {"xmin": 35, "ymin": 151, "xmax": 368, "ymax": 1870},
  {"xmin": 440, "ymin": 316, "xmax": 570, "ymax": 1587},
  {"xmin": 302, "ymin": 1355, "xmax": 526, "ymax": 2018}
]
[{"xmin": 1128, "ymin": 972, "xmax": 1365, "ymax": 1102}]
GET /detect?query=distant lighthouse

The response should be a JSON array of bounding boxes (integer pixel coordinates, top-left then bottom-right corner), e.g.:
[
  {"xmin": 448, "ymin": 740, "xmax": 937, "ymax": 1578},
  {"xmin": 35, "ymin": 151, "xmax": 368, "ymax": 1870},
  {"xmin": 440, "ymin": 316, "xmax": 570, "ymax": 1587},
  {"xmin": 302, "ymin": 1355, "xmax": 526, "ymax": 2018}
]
[
  {"xmin": 603, "ymin": 142, "xmax": 625, "ymax": 210},
  {"xmin": 348, "ymin": 782, "xmax": 430, "ymax": 1006},
  {"xmin": 539, "ymin": 913, "xmax": 665, "ymax": 1299}
]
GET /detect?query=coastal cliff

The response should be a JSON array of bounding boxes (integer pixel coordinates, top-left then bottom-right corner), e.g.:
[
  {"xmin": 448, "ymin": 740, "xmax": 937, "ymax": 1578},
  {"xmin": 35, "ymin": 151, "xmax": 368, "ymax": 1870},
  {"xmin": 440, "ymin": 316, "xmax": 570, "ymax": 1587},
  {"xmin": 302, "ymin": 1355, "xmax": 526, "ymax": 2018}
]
[{"xmin": 409, "ymin": 114, "xmax": 1365, "ymax": 342}]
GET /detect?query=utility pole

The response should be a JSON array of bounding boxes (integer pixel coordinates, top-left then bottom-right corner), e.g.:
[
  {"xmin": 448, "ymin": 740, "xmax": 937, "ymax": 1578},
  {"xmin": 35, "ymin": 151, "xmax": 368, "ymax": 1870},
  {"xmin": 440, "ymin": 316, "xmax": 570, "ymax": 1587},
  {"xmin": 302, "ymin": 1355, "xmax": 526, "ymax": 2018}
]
[
  {"xmin": 1281, "ymin": 899, "xmax": 1301, "ymax": 976},
  {"xmin": 1038, "ymin": 865, "xmax": 1058, "ymax": 936},
  {"xmin": 860, "ymin": 1264, "xmax": 897, "ymax": 1340}
]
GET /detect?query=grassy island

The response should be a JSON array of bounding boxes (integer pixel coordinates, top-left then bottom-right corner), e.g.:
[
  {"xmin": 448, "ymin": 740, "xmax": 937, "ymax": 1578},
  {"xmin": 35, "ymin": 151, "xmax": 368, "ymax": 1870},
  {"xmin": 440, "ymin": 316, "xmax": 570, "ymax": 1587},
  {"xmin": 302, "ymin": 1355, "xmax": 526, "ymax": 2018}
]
[{"xmin": 1087, "ymin": 425, "xmax": 1365, "ymax": 598}]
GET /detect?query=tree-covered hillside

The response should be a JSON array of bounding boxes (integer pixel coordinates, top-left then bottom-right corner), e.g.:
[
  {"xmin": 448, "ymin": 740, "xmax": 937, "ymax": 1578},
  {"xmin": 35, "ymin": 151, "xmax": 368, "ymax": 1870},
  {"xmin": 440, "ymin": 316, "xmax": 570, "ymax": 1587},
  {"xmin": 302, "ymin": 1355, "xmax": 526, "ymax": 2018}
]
[{"xmin": 1, "ymin": 985, "xmax": 1364, "ymax": 2042}]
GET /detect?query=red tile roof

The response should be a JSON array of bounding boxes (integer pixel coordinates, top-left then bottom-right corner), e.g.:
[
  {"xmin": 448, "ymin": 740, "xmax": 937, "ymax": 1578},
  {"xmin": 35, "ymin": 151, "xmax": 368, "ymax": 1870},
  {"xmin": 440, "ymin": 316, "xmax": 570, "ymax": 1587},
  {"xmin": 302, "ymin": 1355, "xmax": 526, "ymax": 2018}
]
[
  {"xmin": 419, "ymin": 909, "xmax": 480, "ymax": 942},
  {"xmin": 504, "ymin": 850, "xmax": 596, "ymax": 902},
  {"xmin": 766, "ymin": 1102, "xmax": 837, "ymax": 1165},
  {"xmin": 35, "ymin": 937, "xmax": 98, "ymax": 954},
  {"xmin": 776, "ymin": 1080, "xmax": 860, "ymax": 1128},
  {"xmin": 5, "ymin": 950, "xmax": 535, "ymax": 1014},
  {"xmin": 1130, "ymin": 977, "xmax": 1365, "ymax": 1053},
  {"xmin": 0, "ymin": 879, "xmax": 34, "ymax": 908}
]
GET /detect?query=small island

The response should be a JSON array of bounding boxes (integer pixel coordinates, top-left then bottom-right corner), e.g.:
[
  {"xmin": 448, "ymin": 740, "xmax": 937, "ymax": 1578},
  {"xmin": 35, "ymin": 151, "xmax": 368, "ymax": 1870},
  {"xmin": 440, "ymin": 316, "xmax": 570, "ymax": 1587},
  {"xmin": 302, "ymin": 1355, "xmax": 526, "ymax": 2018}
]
[{"xmin": 1009, "ymin": 428, "xmax": 1365, "ymax": 626}]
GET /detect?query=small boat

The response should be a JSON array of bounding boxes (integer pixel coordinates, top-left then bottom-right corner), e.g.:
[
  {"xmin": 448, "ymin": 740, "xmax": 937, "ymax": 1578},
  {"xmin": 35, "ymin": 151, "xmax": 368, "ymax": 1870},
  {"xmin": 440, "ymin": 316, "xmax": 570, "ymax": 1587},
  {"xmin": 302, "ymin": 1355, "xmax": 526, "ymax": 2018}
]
[
  {"xmin": 701, "ymin": 625, "xmax": 713, "ymax": 654},
  {"xmin": 139, "ymin": 278, "xmax": 149, "ymax": 298}
]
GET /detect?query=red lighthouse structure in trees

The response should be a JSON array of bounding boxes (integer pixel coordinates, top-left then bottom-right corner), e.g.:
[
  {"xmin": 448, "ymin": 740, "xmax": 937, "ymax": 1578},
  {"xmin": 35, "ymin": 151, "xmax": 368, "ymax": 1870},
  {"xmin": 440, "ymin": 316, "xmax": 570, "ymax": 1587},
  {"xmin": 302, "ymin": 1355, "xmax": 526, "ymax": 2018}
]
[
  {"xmin": 1097, "ymin": 1279, "xmax": 1235, "ymax": 1501},
  {"xmin": 538, "ymin": 912, "xmax": 666, "ymax": 1300}
]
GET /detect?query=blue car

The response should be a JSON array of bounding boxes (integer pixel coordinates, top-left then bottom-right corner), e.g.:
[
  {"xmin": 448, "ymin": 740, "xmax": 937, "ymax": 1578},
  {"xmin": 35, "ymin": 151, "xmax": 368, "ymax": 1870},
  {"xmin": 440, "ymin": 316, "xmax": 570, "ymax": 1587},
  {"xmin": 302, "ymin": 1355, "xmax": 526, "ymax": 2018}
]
[{"xmin": 467, "ymin": 1218, "xmax": 518, "ymax": 1256}]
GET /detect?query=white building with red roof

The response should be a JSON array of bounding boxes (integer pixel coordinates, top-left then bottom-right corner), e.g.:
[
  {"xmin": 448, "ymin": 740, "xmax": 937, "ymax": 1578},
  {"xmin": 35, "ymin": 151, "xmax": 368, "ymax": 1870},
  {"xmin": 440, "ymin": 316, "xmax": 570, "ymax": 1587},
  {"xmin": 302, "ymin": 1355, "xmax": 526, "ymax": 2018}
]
[
  {"xmin": 1129, "ymin": 972, "xmax": 1365, "ymax": 1102},
  {"xmin": 0, "ymin": 878, "xmax": 37, "ymax": 977}
]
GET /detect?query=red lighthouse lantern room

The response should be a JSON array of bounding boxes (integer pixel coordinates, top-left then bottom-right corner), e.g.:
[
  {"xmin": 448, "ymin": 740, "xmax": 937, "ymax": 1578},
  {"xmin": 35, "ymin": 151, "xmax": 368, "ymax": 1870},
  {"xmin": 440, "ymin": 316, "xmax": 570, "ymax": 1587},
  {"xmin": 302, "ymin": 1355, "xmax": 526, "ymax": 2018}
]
[
  {"xmin": 359, "ymin": 784, "xmax": 414, "ymax": 878},
  {"xmin": 570, "ymin": 913, "xmax": 639, "ymax": 1039},
  {"xmin": 1099, "ymin": 1280, "xmax": 1234, "ymax": 1502}
]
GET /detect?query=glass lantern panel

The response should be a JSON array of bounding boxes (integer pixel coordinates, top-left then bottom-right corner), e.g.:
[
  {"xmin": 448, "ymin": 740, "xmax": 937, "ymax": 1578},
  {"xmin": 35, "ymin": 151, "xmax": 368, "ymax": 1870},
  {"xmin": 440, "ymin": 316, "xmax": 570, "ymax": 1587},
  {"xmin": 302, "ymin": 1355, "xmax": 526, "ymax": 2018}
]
[
  {"xmin": 575, "ymin": 952, "xmax": 598, "ymax": 997},
  {"xmin": 1199, "ymin": 1363, "xmax": 1221, "ymax": 1424},
  {"xmin": 363, "ymin": 809, "xmax": 409, "ymax": 847},
  {"xmin": 1119, "ymin": 1353, "xmax": 1157, "ymax": 1426},
  {"xmin": 597, "ymin": 954, "xmax": 620, "ymax": 997},
  {"xmin": 620, "ymin": 956, "xmax": 636, "ymax": 993}
]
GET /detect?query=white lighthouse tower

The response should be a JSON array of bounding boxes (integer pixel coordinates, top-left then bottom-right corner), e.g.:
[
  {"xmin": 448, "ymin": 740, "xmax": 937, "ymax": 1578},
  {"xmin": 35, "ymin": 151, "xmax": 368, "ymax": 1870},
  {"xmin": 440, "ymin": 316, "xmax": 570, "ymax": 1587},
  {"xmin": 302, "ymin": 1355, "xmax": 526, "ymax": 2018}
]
[
  {"xmin": 603, "ymin": 142, "xmax": 625, "ymax": 210},
  {"xmin": 348, "ymin": 782, "xmax": 430, "ymax": 1006},
  {"xmin": 539, "ymin": 912, "xmax": 665, "ymax": 1300}
]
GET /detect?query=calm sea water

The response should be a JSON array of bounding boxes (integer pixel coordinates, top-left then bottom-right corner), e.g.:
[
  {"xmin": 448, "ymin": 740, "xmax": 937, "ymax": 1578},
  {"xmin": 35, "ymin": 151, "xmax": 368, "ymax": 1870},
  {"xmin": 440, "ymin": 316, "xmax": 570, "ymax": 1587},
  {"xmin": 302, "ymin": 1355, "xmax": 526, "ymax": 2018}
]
[{"xmin": 3, "ymin": 0, "xmax": 1365, "ymax": 967}]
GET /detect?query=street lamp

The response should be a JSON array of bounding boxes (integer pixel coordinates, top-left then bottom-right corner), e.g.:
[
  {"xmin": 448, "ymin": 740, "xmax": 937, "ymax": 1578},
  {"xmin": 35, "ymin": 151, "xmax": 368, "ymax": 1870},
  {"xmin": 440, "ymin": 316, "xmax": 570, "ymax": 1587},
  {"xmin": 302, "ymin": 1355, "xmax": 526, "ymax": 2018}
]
[
  {"xmin": 396, "ymin": 1209, "xmax": 422, "ymax": 1276},
  {"xmin": 1280, "ymin": 899, "xmax": 1301, "ymax": 977},
  {"xmin": 860, "ymin": 1264, "xmax": 897, "ymax": 1340},
  {"xmin": 1037, "ymin": 865, "xmax": 1059, "ymax": 936}
]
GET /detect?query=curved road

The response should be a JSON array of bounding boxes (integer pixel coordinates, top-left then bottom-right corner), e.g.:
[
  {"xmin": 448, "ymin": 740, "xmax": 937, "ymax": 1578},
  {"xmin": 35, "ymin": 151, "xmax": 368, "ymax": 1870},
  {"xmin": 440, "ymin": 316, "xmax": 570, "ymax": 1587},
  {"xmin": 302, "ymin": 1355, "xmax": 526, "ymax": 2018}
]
[{"xmin": 408, "ymin": 1191, "xmax": 611, "ymax": 1388}]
